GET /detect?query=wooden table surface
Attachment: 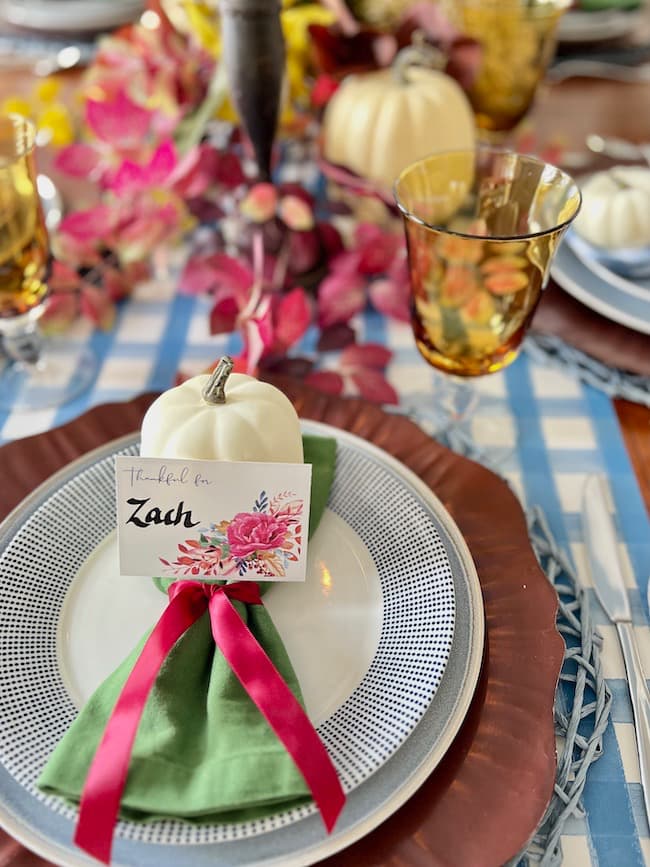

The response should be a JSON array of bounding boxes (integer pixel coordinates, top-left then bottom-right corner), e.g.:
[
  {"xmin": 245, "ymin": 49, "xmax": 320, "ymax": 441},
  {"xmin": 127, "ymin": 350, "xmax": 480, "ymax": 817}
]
[{"xmin": 531, "ymin": 76, "xmax": 650, "ymax": 515}]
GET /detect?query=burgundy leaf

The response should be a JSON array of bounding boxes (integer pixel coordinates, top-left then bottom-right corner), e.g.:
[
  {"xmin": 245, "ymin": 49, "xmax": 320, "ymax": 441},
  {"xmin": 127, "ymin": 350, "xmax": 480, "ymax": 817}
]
[
  {"xmin": 340, "ymin": 342, "xmax": 392, "ymax": 370},
  {"xmin": 209, "ymin": 296, "xmax": 238, "ymax": 335},
  {"xmin": 305, "ymin": 370, "xmax": 344, "ymax": 396},
  {"xmin": 309, "ymin": 24, "xmax": 387, "ymax": 75},
  {"xmin": 261, "ymin": 355, "xmax": 315, "ymax": 378},
  {"xmin": 317, "ymin": 221, "xmax": 344, "ymax": 259},
  {"xmin": 186, "ymin": 198, "xmax": 225, "ymax": 223},
  {"xmin": 316, "ymin": 322, "xmax": 356, "ymax": 352},
  {"xmin": 215, "ymin": 151, "xmax": 246, "ymax": 188},
  {"xmin": 355, "ymin": 223, "xmax": 402, "ymax": 275},
  {"xmin": 349, "ymin": 369, "xmax": 399, "ymax": 405},
  {"xmin": 288, "ymin": 230, "xmax": 321, "ymax": 277}
]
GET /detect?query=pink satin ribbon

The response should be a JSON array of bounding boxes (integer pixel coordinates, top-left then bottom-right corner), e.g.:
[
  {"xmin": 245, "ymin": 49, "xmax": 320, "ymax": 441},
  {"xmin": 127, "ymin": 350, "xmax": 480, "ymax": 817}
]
[{"xmin": 74, "ymin": 580, "xmax": 345, "ymax": 864}]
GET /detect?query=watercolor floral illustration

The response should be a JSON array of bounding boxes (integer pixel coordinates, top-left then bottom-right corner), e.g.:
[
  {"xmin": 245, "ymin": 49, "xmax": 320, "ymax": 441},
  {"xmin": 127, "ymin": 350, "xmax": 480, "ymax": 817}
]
[{"xmin": 160, "ymin": 489, "xmax": 303, "ymax": 578}]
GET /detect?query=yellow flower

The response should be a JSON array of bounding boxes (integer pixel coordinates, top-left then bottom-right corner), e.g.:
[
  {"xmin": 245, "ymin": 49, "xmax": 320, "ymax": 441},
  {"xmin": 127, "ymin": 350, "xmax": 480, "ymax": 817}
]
[
  {"xmin": 37, "ymin": 105, "xmax": 75, "ymax": 147},
  {"xmin": 1, "ymin": 79, "xmax": 75, "ymax": 147},
  {"xmin": 1, "ymin": 97, "xmax": 32, "ymax": 117}
]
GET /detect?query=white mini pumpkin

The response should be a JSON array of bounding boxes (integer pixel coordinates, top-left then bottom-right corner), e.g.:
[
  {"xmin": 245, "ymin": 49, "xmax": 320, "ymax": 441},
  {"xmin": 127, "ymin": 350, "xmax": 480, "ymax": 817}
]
[
  {"xmin": 575, "ymin": 166, "xmax": 650, "ymax": 249},
  {"xmin": 322, "ymin": 46, "xmax": 476, "ymax": 192},
  {"xmin": 140, "ymin": 357, "xmax": 303, "ymax": 463}
]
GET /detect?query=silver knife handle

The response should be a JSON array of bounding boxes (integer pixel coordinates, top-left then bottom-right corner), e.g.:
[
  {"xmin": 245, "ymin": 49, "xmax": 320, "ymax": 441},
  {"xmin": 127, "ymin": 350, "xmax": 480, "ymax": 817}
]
[{"xmin": 617, "ymin": 622, "xmax": 650, "ymax": 816}]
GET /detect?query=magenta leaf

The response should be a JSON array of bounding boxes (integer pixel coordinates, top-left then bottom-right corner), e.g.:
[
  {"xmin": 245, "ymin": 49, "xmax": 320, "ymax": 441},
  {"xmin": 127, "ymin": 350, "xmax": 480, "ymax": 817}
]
[
  {"xmin": 368, "ymin": 275, "xmax": 410, "ymax": 322},
  {"xmin": 85, "ymin": 90, "xmax": 152, "ymax": 149},
  {"xmin": 169, "ymin": 144, "xmax": 219, "ymax": 198},
  {"xmin": 110, "ymin": 140, "xmax": 178, "ymax": 195},
  {"xmin": 274, "ymin": 287, "xmax": 312, "ymax": 350},
  {"xmin": 317, "ymin": 267, "xmax": 366, "ymax": 328},
  {"xmin": 59, "ymin": 205, "xmax": 118, "ymax": 242},
  {"xmin": 180, "ymin": 253, "xmax": 253, "ymax": 298},
  {"xmin": 54, "ymin": 143, "xmax": 102, "ymax": 179},
  {"xmin": 80, "ymin": 284, "xmax": 116, "ymax": 330}
]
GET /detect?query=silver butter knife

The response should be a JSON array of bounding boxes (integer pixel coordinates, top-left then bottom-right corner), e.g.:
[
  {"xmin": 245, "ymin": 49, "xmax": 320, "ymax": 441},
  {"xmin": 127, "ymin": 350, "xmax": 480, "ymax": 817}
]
[{"xmin": 582, "ymin": 475, "xmax": 650, "ymax": 823}]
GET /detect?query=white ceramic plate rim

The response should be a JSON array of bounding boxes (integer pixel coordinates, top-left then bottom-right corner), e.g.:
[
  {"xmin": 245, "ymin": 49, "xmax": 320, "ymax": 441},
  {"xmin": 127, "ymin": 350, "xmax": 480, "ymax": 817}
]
[
  {"xmin": 567, "ymin": 230, "xmax": 650, "ymax": 300},
  {"xmin": 0, "ymin": 420, "xmax": 484, "ymax": 867},
  {"xmin": 551, "ymin": 242, "xmax": 650, "ymax": 334},
  {"xmin": 1, "ymin": 0, "xmax": 144, "ymax": 32},
  {"xmin": 557, "ymin": 7, "xmax": 642, "ymax": 42}
]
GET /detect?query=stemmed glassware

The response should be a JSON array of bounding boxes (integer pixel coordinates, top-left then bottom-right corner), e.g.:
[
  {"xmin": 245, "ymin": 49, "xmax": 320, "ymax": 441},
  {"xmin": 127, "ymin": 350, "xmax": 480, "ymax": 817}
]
[
  {"xmin": 0, "ymin": 114, "xmax": 96, "ymax": 411},
  {"xmin": 441, "ymin": 0, "xmax": 571, "ymax": 138},
  {"xmin": 394, "ymin": 146, "xmax": 581, "ymax": 434}
]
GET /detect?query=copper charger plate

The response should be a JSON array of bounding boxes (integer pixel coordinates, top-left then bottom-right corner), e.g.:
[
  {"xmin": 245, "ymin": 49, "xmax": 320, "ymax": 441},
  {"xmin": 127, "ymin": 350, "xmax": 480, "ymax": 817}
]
[{"xmin": 0, "ymin": 382, "xmax": 564, "ymax": 867}]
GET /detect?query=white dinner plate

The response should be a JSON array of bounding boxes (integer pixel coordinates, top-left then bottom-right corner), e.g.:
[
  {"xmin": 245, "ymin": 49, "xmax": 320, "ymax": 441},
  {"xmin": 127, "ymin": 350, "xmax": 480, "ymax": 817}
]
[
  {"xmin": 557, "ymin": 7, "xmax": 644, "ymax": 43},
  {"xmin": 0, "ymin": 0, "xmax": 144, "ymax": 33},
  {"xmin": 0, "ymin": 421, "xmax": 484, "ymax": 867},
  {"xmin": 551, "ymin": 241, "xmax": 650, "ymax": 334}
]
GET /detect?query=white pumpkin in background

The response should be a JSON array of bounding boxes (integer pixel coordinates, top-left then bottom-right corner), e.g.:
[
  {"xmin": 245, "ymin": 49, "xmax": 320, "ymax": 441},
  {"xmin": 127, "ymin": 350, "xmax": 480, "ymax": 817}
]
[
  {"xmin": 322, "ymin": 45, "xmax": 476, "ymax": 192},
  {"xmin": 140, "ymin": 357, "xmax": 303, "ymax": 463},
  {"xmin": 575, "ymin": 166, "xmax": 650, "ymax": 249}
]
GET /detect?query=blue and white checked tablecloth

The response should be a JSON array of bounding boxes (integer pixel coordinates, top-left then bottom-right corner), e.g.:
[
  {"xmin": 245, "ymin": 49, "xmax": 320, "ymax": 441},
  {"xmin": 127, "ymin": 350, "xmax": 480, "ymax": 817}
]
[{"xmin": 0, "ymin": 267, "xmax": 649, "ymax": 867}]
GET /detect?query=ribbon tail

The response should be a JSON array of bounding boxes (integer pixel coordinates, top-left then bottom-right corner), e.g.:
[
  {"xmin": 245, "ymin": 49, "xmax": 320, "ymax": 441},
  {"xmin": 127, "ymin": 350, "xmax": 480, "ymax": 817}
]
[
  {"xmin": 209, "ymin": 592, "xmax": 346, "ymax": 832},
  {"xmin": 74, "ymin": 587, "xmax": 207, "ymax": 864}
]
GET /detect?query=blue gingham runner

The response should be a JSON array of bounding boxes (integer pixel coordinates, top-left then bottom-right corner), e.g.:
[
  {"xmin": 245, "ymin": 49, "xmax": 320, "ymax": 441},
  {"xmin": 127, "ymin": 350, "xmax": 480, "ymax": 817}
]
[{"xmin": 1, "ymin": 268, "xmax": 650, "ymax": 867}]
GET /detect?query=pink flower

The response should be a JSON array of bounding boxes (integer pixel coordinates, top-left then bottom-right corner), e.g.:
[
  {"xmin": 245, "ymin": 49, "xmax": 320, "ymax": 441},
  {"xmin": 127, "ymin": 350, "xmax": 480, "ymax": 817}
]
[{"xmin": 227, "ymin": 512, "xmax": 289, "ymax": 558}]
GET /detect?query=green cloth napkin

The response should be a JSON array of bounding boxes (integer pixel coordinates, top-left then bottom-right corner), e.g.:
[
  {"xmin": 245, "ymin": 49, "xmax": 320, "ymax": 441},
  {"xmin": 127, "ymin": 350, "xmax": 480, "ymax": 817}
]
[{"xmin": 39, "ymin": 434, "xmax": 337, "ymax": 823}]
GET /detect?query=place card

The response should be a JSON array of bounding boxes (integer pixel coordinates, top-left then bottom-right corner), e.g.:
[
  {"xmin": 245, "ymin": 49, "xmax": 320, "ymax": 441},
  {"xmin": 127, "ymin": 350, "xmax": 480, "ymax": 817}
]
[{"xmin": 115, "ymin": 456, "xmax": 312, "ymax": 581}]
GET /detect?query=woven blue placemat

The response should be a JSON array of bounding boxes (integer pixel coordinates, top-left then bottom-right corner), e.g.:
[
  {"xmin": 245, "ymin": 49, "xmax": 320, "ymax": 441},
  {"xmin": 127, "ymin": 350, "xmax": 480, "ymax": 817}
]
[
  {"xmin": 426, "ymin": 418, "xmax": 613, "ymax": 867},
  {"xmin": 525, "ymin": 334, "xmax": 650, "ymax": 409}
]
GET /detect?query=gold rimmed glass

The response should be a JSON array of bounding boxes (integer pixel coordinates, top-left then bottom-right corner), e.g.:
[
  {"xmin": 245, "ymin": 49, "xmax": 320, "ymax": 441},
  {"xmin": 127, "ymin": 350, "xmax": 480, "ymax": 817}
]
[
  {"xmin": 442, "ymin": 0, "xmax": 571, "ymax": 136},
  {"xmin": 0, "ymin": 114, "xmax": 96, "ymax": 411},
  {"xmin": 394, "ymin": 146, "xmax": 580, "ymax": 432}
]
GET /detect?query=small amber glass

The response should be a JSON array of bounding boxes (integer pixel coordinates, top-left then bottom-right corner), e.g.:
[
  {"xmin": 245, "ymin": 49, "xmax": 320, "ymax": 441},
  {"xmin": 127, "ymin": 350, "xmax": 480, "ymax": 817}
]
[
  {"xmin": 443, "ymin": 0, "xmax": 570, "ymax": 134},
  {"xmin": 394, "ymin": 147, "xmax": 581, "ymax": 377}
]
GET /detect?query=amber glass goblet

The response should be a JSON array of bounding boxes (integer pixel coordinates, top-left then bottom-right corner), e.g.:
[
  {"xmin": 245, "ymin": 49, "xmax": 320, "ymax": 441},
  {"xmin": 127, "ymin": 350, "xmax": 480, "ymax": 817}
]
[
  {"xmin": 0, "ymin": 114, "xmax": 96, "ymax": 411},
  {"xmin": 442, "ymin": 0, "xmax": 570, "ymax": 136},
  {"xmin": 394, "ymin": 147, "xmax": 580, "ymax": 434}
]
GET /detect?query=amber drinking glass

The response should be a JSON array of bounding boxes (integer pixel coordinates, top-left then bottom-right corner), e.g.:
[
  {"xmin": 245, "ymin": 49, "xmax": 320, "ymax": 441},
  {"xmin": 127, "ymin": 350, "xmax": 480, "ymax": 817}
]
[
  {"xmin": 443, "ymin": 0, "xmax": 570, "ymax": 135},
  {"xmin": 394, "ymin": 147, "xmax": 580, "ymax": 389},
  {"xmin": 0, "ymin": 114, "xmax": 95, "ymax": 410}
]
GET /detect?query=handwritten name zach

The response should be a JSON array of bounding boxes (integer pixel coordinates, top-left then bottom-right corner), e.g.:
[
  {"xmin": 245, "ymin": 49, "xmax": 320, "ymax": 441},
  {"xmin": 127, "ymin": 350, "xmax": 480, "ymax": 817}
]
[{"xmin": 126, "ymin": 498, "xmax": 199, "ymax": 529}]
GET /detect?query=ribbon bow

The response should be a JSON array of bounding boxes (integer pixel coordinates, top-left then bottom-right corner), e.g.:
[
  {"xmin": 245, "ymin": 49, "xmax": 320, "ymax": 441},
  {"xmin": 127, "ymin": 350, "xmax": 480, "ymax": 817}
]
[{"xmin": 74, "ymin": 580, "xmax": 345, "ymax": 864}]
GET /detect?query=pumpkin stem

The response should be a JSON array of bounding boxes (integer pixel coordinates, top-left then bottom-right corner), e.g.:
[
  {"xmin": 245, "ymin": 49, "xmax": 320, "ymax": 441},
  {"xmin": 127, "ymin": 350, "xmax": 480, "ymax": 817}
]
[
  {"xmin": 202, "ymin": 356, "xmax": 234, "ymax": 405},
  {"xmin": 393, "ymin": 32, "xmax": 446, "ymax": 84}
]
